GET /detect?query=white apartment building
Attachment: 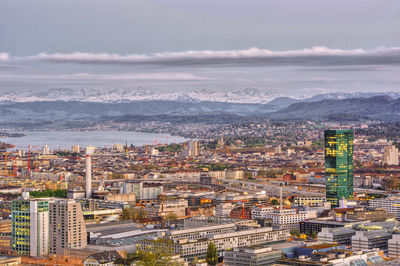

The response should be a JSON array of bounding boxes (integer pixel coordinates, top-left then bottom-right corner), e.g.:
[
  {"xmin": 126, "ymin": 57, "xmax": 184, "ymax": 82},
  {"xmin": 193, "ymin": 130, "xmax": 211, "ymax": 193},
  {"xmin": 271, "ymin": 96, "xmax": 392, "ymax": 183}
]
[
  {"xmin": 383, "ymin": 145, "xmax": 399, "ymax": 166},
  {"xmin": 49, "ymin": 200, "xmax": 87, "ymax": 255}
]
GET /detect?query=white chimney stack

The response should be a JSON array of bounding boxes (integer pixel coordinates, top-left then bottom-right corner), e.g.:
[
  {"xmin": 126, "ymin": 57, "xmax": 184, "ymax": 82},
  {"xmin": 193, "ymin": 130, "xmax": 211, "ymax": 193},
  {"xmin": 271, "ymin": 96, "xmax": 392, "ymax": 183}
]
[{"xmin": 85, "ymin": 154, "xmax": 92, "ymax": 199}]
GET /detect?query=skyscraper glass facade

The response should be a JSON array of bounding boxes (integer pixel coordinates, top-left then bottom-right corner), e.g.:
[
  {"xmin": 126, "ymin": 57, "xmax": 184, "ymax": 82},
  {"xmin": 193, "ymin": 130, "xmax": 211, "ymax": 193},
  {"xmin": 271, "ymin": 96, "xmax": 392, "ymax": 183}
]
[{"xmin": 325, "ymin": 129, "xmax": 354, "ymax": 207}]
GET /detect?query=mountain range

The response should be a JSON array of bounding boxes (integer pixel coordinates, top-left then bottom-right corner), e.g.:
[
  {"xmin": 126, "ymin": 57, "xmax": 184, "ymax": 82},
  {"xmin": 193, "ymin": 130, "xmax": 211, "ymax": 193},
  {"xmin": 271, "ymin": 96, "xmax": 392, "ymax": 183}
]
[
  {"xmin": 2, "ymin": 87, "xmax": 400, "ymax": 105},
  {"xmin": 0, "ymin": 89, "xmax": 400, "ymax": 123}
]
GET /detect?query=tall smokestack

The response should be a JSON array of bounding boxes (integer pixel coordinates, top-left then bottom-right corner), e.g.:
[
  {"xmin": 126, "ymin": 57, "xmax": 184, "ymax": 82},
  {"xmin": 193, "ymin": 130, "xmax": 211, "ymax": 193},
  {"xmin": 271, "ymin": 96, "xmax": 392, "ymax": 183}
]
[{"xmin": 85, "ymin": 154, "xmax": 92, "ymax": 199}]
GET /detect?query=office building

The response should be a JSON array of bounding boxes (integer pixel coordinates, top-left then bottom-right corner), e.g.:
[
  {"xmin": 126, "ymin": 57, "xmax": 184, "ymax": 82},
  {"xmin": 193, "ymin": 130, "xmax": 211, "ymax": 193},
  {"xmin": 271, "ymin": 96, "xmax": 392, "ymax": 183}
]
[
  {"xmin": 224, "ymin": 246, "xmax": 282, "ymax": 266},
  {"xmin": 137, "ymin": 227, "xmax": 289, "ymax": 262},
  {"xmin": 325, "ymin": 129, "xmax": 354, "ymax": 207},
  {"xmin": 294, "ymin": 196, "xmax": 326, "ymax": 207},
  {"xmin": 317, "ymin": 227, "xmax": 356, "ymax": 246},
  {"xmin": 11, "ymin": 200, "xmax": 49, "ymax": 256},
  {"xmin": 351, "ymin": 230, "xmax": 393, "ymax": 253},
  {"xmin": 300, "ymin": 218, "xmax": 362, "ymax": 236},
  {"xmin": 383, "ymin": 145, "xmax": 399, "ymax": 166},
  {"xmin": 389, "ymin": 234, "xmax": 400, "ymax": 259},
  {"xmin": 49, "ymin": 200, "xmax": 87, "ymax": 255}
]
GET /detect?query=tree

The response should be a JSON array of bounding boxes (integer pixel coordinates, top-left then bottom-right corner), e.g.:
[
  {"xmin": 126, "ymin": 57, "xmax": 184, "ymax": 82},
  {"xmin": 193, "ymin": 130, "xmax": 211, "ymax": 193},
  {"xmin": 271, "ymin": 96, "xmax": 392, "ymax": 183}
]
[
  {"xmin": 311, "ymin": 231, "xmax": 317, "ymax": 239},
  {"xmin": 122, "ymin": 207, "xmax": 146, "ymax": 220},
  {"xmin": 271, "ymin": 199, "xmax": 279, "ymax": 205},
  {"xmin": 164, "ymin": 212, "xmax": 178, "ymax": 221},
  {"xmin": 243, "ymin": 171, "xmax": 253, "ymax": 180},
  {"xmin": 206, "ymin": 242, "xmax": 218, "ymax": 265}
]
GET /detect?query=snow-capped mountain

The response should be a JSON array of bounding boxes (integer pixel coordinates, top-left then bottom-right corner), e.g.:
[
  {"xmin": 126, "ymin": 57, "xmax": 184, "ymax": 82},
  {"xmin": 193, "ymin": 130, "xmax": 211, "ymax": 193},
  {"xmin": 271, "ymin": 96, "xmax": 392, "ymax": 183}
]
[
  {"xmin": 0, "ymin": 87, "xmax": 282, "ymax": 104},
  {"xmin": 0, "ymin": 88, "xmax": 399, "ymax": 104}
]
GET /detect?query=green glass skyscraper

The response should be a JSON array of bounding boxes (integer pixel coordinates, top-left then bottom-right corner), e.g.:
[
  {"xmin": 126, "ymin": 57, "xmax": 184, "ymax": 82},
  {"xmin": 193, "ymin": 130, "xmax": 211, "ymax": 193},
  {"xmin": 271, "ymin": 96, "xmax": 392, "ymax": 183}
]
[{"xmin": 325, "ymin": 129, "xmax": 354, "ymax": 207}]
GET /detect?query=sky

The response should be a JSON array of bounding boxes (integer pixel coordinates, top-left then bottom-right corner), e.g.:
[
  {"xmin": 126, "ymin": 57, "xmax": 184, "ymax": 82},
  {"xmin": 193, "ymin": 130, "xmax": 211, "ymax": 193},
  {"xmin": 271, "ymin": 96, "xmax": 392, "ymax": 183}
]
[{"xmin": 0, "ymin": 0, "xmax": 400, "ymax": 98}]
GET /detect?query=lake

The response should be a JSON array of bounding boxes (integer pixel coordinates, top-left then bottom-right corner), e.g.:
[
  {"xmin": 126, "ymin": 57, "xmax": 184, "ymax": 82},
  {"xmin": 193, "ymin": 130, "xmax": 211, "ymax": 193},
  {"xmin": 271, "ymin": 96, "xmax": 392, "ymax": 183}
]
[{"xmin": 0, "ymin": 131, "xmax": 187, "ymax": 150}]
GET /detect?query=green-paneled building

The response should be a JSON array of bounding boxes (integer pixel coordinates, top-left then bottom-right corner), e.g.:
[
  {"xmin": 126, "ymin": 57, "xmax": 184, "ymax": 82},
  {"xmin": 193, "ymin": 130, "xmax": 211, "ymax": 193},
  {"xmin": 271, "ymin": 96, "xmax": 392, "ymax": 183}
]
[
  {"xmin": 11, "ymin": 200, "xmax": 49, "ymax": 256},
  {"xmin": 324, "ymin": 129, "xmax": 354, "ymax": 207}
]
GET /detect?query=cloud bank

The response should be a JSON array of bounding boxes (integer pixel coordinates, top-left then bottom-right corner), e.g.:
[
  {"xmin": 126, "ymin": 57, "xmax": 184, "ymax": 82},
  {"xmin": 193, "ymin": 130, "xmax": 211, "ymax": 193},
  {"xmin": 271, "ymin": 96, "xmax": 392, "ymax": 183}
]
[{"xmin": 2, "ymin": 47, "xmax": 400, "ymax": 67}]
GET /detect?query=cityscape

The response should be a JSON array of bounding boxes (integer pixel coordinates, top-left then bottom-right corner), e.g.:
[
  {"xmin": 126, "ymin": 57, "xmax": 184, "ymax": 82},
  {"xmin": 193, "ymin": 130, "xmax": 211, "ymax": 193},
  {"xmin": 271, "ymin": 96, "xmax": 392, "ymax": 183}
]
[{"xmin": 1, "ymin": 1, "xmax": 400, "ymax": 265}]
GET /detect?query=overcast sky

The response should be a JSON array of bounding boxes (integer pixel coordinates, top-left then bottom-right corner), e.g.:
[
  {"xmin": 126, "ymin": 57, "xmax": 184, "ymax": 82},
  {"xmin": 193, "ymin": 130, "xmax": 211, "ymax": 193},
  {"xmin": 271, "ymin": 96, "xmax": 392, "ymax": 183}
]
[{"xmin": 1, "ymin": 0, "xmax": 400, "ymax": 98}]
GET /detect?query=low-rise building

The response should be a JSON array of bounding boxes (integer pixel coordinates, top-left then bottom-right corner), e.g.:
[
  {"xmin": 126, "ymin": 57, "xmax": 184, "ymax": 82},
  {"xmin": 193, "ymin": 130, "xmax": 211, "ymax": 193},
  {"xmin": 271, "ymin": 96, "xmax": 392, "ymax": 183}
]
[
  {"xmin": 351, "ymin": 230, "xmax": 393, "ymax": 253},
  {"xmin": 224, "ymin": 246, "xmax": 282, "ymax": 266},
  {"xmin": 137, "ymin": 227, "xmax": 289, "ymax": 262},
  {"xmin": 389, "ymin": 234, "xmax": 400, "ymax": 259},
  {"xmin": 317, "ymin": 227, "xmax": 356, "ymax": 246}
]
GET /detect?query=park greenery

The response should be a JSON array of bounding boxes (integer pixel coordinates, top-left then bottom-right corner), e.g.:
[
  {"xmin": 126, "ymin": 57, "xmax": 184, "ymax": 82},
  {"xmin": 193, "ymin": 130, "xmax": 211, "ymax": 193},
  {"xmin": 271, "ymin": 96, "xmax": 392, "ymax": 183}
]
[{"xmin": 29, "ymin": 189, "xmax": 67, "ymax": 198}]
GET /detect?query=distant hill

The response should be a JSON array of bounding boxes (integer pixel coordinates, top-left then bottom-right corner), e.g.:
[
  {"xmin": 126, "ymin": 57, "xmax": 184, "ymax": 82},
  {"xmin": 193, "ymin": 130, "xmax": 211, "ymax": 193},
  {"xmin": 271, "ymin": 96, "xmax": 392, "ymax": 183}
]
[
  {"xmin": 268, "ymin": 96, "xmax": 400, "ymax": 121},
  {"xmin": 1, "ymin": 93, "xmax": 400, "ymax": 124}
]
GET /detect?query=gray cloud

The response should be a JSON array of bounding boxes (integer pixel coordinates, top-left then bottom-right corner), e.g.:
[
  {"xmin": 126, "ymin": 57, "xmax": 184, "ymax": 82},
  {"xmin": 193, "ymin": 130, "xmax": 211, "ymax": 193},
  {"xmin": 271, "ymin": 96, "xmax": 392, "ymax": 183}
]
[{"xmin": 3, "ymin": 47, "xmax": 400, "ymax": 68}]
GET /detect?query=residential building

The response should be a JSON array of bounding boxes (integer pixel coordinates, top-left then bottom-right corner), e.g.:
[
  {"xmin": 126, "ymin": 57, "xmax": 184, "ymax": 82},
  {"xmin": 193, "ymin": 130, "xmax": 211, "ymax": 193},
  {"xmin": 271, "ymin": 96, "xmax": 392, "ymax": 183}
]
[
  {"xmin": 49, "ymin": 200, "xmax": 87, "ymax": 255},
  {"xmin": 188, "ymin": 140, "xmax": 198, "ymax": 157},
  {"xmin": 325, "ymin": 129, "xmax": 354, "ymax": 207}
]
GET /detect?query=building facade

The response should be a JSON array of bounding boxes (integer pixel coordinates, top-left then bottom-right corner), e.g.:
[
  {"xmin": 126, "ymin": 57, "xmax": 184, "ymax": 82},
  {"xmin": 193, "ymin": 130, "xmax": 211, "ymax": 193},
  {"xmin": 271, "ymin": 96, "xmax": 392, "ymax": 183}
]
[
  {"xmin": 325, "ymin": 129, "xmax": 354, "ymax": 207},
  {"xmin": 11, "ymin": 200, "xmax": 49, "ymax": 257},
  {"xmin": 224, "ymin": 246, "xmax": 282, "ymax": 266},
  {"xmin": 49, "ymin": 200, "xmax": 87, "ymax": 255},
  {"xmin": 383, "ymin": 145, "xmax": 399, "ymax": 166}
]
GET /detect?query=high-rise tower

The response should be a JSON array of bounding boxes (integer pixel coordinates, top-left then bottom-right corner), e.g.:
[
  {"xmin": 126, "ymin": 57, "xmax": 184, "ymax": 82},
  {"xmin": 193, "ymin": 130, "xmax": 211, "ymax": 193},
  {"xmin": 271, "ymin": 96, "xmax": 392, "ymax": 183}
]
[
  {"xmin": 325, "ymin": 129, "xmax": 354, "ymax": 207},
  {"xmin": 49, "ymin": 200, "xmax": 87, "ymax": 255},
  {"xmin": 11, "ymin": 199, "xmax": 49, "ymax": 256}
]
